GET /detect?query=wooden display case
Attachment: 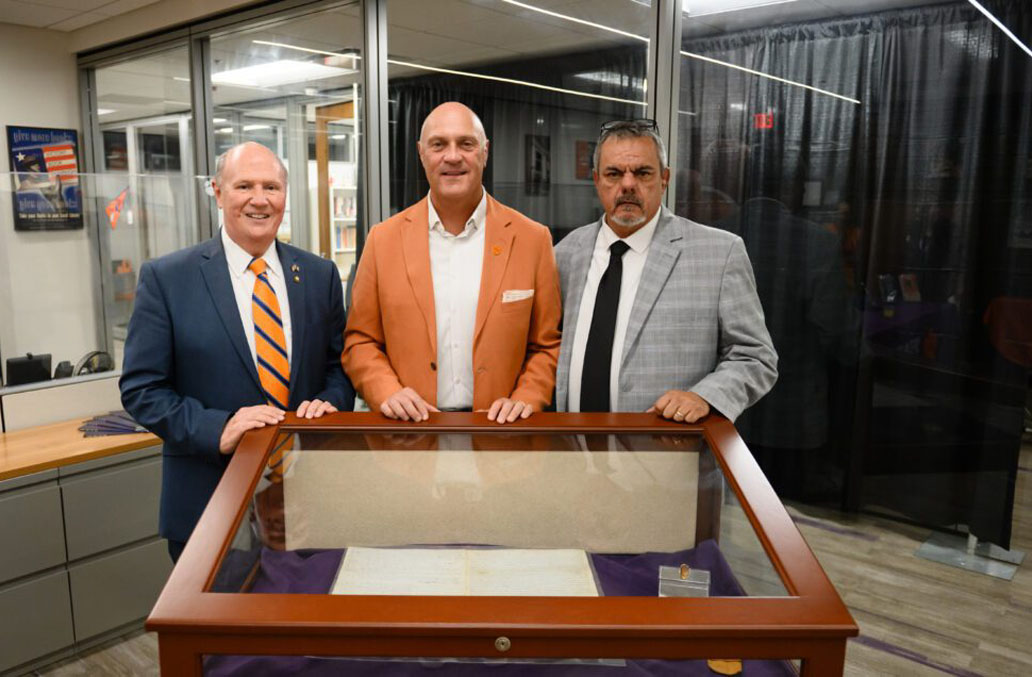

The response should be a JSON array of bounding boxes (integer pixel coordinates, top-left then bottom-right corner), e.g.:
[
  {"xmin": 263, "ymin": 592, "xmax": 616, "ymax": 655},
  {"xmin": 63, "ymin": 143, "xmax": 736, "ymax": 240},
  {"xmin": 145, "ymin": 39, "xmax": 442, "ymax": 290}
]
[{"xmin": 147, "ymin": 413, "xmax": 857, "ymax": 675}]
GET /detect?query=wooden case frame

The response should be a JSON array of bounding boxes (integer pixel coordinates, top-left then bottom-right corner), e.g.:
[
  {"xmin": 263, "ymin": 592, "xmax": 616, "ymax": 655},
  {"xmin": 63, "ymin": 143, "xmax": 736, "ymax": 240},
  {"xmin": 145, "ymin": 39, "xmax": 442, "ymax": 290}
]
[{"xmin": 147, "ymin": 413, "xmax": 858, "ymax": 675}]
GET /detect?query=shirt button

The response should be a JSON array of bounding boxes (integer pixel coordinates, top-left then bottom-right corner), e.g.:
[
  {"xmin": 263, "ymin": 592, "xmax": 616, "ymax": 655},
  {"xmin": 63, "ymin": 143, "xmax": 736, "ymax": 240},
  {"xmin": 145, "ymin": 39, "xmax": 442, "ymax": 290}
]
[
  {"xmin": 476, "ymin": 366, "xmax": 486, "ymax": 374},
  {"xmin": 430, "ymin": 362, "xmax": 437, "ymax": 371},
  {"xmin": 621, "ymin": 382, "xmax": 632, "ymax": 392}
]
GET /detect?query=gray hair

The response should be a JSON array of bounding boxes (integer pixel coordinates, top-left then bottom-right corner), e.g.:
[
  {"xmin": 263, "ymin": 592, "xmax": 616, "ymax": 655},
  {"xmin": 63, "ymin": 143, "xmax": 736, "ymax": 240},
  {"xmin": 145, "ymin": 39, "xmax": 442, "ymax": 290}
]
[
  {"xmin": 213, "ymin": 141, "xmax": 287, "ymax": 186},
  {"xmin": 593, "ymin": 122, "xmax": 668, "ymax": 173}
]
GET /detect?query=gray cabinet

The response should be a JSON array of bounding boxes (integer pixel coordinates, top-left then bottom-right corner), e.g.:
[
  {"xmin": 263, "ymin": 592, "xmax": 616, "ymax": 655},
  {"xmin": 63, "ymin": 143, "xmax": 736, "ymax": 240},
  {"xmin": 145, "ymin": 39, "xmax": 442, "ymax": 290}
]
[
  {"xmin": 0, "ymin": 571, "xmax": 74, "ymax": 673},
  {"xmin": 62, "ymin": 455, "xmax": 162, "ymax": 560},
  {"xmin": 0, "ymin": 476, "xmax": 65, "ymax": 584},
  {"xmin": 69, "ymin": 539, "xmax": 171, "ymax": 641},
  {"xmin": 0, "ymin": 445, "xmax": 169, "ymax": 676}
]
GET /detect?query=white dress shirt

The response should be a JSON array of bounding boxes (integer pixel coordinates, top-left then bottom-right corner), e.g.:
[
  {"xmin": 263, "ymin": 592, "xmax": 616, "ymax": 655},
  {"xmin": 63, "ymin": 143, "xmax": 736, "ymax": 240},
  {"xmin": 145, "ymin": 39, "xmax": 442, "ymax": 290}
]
[
  {"xmin": 428, "ymin": 191, "xmax": 487, "ymax": 410},
  {"xmin": 221, "ymin": 227, "xmax": 293, "ymax": 372},
  {"xmin": 567, "ymin": 209, "xmax": 660, "ymax": 412}
]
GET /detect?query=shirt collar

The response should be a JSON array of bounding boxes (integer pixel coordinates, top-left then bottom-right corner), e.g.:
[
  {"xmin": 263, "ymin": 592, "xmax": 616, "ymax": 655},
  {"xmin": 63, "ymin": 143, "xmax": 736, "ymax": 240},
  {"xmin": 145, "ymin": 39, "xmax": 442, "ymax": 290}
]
[
  {"xmin": 427, "ymin": 190, "xmax": 488, "ymax": 238},
  {"xmin": 599, "ymin": 206, "xmax": 661, "ymax": 255},
  {"xmin": 221, "ymin": 227, "xmax": 283, "ymax": 279}
]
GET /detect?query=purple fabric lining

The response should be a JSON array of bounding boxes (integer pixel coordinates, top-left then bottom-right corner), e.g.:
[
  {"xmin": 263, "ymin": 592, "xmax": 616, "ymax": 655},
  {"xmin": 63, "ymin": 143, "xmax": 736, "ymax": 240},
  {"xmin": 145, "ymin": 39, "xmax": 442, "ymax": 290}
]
[{"xmin": 205, "ymin": 540, "xmax": 797, "ymax": 676}]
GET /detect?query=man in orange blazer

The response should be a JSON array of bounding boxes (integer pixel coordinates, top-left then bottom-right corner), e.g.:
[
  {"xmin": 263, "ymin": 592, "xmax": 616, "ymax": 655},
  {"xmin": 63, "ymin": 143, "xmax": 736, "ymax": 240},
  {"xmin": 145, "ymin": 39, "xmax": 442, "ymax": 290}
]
[{"xmin": 343, "ymin": 102, "xmax": 561, "ymax": 423}]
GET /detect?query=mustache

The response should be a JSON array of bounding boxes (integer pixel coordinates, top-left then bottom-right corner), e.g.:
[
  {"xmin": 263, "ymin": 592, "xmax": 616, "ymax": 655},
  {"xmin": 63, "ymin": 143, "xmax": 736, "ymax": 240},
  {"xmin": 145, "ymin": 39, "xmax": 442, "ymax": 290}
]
[{"xmin": 616, "ymin": 195, "xmax": 643, "ymax": 207}]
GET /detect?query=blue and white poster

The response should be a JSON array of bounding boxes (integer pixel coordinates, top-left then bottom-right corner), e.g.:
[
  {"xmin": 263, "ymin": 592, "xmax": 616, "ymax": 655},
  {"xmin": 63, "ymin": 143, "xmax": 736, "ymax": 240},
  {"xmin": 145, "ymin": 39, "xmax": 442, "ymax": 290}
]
[{"xmin": 6, "ymin": 125, "xmax": 83, "ymax": 231}]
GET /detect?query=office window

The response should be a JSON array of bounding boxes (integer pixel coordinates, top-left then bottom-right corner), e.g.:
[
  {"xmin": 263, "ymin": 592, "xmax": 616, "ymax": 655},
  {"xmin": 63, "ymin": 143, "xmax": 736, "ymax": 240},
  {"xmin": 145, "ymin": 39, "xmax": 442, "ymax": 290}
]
[
  {"xmin": 208, "ymin": 1, "xmax": 364, "ymax": 279},
  {"xmin": 675, "ymin": 0, "xmax": 1032, "ymax": 546},
  {"xmin": 92, "ymin": 46, "xmax": 197, "ymax": 369}
]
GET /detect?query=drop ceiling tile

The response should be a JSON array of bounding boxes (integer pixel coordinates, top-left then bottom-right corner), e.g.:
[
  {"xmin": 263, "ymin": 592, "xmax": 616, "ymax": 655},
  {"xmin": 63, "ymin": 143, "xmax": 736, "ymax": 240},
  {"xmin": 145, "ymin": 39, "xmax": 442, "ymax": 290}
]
[
  {"xmin": 0, "ymin": 0, "xmax": 77, "ymax": 27},
  {"xmin": 47, "ymin": 10, "xmax": 109, "ymax": 31}
]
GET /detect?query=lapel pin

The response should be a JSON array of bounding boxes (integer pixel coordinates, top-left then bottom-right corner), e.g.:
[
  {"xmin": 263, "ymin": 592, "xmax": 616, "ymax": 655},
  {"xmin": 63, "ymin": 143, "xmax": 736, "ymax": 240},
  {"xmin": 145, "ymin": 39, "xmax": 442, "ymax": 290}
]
[
  {"xmin": 492, "ymin": 244, "xmax": 502, "ymax": 256},
  {"xmin": 291, "ymin": 264, "xmax": 300, "ymax": 272},
  {"xmin": 293, "ymin": 275, "xmax": 301, "ymax": 283}
]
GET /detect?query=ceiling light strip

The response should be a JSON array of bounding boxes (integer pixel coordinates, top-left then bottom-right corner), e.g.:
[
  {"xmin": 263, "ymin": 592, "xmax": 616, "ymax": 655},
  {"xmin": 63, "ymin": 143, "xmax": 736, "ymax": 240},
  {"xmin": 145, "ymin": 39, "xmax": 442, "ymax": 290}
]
[
  {"xmin": 254, "ymin": 40, "xmax": 341, "ymax": 58},
  {"xmin": 499, "ymin": 0, "xmax": 648, "ymax": 42},
  {"xmin": 681, "ymin": 51, "xmax": 860, "ymax": 104},
  {"xmin": 967, "ymin": 0, "xmax": 1032, "ymax": 59},
  {"xmin": 387, "ymin": 58, "xmax": 646, "ymax": 107}
]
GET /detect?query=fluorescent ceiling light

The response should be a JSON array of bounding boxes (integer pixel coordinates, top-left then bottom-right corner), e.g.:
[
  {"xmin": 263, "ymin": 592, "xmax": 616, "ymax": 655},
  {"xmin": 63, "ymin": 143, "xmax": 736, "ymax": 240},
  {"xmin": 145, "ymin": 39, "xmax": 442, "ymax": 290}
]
[
  {"xmin": 173, "ymin": 76, "xmax": 190, "ymax": 82},
  {"xmin": 213, "ymin": 59, "xmax": 354, "ymax": 88},
  {"xmin": 213, "ymin": 117, "xmax": 227, "ymax": 123},
  {"xmin": 331, "ymin": 134, "xmax": 349, "ymax": 140},
  {"xmin": 216, "ymin": 127, "xmax": 234, "ymax": 134},
  {"xmin": 243, "ymin": 124, "xmax": 271, "ymax": 131},
  {"xmin": 97, "ymin": 108, "xmax": 116, "ymax": 115},
  {"xmin": 387, "ymin": 59, "xmax": 646, "ymax": 107},
  {"xmin": 967, "ymin": 0, "xmax": 1032, "ymax": 59},
  {"xmin": 682, "ymin": 0, "xmax": 798, "ymax": 18},
  {"xmin": 681, "ymin": 50, "xmax": 860, "ymax": 104},
  {"xmin": 252, "ymin": 40, "xmax": 360, "ymax": 69}
]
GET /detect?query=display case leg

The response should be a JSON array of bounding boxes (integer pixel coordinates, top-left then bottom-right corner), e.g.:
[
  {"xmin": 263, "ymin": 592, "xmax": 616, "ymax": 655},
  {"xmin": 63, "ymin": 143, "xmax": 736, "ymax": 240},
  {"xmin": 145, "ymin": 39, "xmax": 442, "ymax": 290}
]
[
  {"xmin": 801, "ymin": 641, "xmax": 846, "ymax": 676},
  {"xmin": 158, "ymin": 635, "xmax": 202, "ymax": 676}
]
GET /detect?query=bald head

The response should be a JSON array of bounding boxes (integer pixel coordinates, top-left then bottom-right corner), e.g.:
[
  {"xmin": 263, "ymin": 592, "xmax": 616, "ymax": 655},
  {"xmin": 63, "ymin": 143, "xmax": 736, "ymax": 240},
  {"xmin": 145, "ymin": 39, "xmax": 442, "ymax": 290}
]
[
  {"xmin": 214, "ymin": 141, "xmax": 287, "ymax": 187},
  {"xmin": 418, "ymin": 102, "xmax": 489, "ymax": 211},
  {"xmin": 419, "ymin": 102, "xmax": 487, "ymax": 146}
]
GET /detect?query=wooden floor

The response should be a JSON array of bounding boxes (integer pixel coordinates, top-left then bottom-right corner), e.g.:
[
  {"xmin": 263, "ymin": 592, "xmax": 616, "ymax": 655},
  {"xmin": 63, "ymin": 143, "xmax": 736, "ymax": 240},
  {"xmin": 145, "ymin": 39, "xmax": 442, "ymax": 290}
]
[{"xmin": 32, "ymin": 443, "xmax": 1031, "ymax": 677}]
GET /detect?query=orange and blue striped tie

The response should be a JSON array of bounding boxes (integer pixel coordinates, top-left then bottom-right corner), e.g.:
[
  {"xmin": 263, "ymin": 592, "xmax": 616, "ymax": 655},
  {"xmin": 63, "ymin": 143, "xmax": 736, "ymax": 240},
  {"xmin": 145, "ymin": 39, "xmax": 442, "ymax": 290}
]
[{"xmin": 249, "ymin": 258, "xmax": 290, "ymax": 410}]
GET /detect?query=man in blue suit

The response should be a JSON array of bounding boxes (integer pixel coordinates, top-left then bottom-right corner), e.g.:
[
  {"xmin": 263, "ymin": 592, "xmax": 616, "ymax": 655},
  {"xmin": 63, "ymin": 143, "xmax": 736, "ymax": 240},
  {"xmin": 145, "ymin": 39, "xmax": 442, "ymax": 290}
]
[{"xmin": 120, "ymin": 142, "xmax": 354, "ymax": 562}]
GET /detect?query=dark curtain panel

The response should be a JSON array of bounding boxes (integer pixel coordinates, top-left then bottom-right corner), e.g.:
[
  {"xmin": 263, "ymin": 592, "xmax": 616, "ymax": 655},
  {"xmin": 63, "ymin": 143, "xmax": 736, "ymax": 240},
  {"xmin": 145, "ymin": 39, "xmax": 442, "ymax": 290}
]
[{"xmin": 680, "ymin": 0, "xmax": 1031, "ymax": 546}]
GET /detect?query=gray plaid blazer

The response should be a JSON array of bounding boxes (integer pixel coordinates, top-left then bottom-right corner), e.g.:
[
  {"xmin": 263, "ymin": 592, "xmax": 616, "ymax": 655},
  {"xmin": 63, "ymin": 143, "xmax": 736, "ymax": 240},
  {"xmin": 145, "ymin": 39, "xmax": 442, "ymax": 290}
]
[{"xmin": 554, "ymin": 207, "xmax": 777, "ymax": 421}]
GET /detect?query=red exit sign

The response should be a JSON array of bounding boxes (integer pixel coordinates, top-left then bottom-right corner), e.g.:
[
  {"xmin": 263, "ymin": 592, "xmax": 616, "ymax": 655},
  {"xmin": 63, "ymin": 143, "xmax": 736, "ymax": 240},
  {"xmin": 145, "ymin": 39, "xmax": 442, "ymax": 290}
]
[{"xmin": 754, "ymin": 112, "xmax": 774, "ymax": 129}]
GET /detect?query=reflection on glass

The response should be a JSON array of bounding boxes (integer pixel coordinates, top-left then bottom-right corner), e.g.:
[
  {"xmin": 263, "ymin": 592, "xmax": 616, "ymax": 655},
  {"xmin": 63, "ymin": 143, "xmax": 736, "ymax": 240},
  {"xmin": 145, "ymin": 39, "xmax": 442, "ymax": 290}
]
[
  {"xmin": 676, "ymin": 1, "xmax": 1031, "ymax": 548},
  {"xmin": 94, "ymin": 47, "xmax": 197, "ymax": 369},
  {"xmin": 387, "ymin": 0, "xmax": 652, "ymax": 240},
  {"xmin": 212, "ymin": 431, "xmax": 786, "ymax": 598},
  {"xmin": 208, "ymin": 2, "xmax": 364, "ymax": 278}
]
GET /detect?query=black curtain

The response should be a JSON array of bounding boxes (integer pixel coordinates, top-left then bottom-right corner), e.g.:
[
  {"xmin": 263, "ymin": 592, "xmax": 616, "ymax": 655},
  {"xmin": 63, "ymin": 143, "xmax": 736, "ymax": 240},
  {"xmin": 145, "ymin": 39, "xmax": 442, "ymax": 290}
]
[{"xmin": 680, "ymin": 0, "xmax": 1032, "ymax": 546}]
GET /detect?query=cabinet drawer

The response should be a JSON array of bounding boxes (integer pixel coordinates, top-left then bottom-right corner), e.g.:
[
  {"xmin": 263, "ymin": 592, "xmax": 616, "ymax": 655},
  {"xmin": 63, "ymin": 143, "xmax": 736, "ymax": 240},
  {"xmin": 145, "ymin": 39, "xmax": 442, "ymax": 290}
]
[
  {"xmin": 0, "ymin": 481, "xmax": 65, "ymax": 584},
  {"xmin": 62, "ymin": 457, "xmax": 161, "ymax": 560},
  {"xmin": 0, "ymin": 571, "xmax": 74, "ymax": 673},
  {"xmin": 68, "ymin": 539, "xmax": 172, "ymax": 642}
]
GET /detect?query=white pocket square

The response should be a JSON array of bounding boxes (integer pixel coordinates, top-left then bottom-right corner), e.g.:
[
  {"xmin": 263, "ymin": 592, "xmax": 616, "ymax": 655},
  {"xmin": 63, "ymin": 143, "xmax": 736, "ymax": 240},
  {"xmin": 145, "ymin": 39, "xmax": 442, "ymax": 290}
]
[{"xmin": 502, "ymin": 289, "xmax": 535, "ymax": 303}]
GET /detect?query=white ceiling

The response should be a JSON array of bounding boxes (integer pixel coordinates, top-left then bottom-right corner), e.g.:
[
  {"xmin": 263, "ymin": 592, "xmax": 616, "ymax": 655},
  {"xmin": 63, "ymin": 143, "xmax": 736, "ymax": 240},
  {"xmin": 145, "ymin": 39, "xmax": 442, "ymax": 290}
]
[{"xmin": 0, "ymin": 0, "xmax": 160, "ymax": 32}]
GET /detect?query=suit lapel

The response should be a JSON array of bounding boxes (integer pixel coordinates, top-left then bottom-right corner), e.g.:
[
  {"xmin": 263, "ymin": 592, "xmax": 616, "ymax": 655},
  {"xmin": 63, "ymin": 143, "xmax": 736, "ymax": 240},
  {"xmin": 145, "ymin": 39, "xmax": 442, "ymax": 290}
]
[
  {"xmin": 278, "ymin": 242, "xmax": 306, "ymax": 403},
  {"xmin": 199, "ymin": 237, "xmax": 263, "ymax": 393},
  {"xmin": 556, "ymin": 221, "xmax": 601, "ymax": 410},
  {"xmin": 401, "ymin": 198, "xmax": 438, "ymax": 356},
  {"xmin": 474, "ymin": 196, "xmax": 515, "ymax": 344},
  {"xmin": 621, "ymin": 209, "xmax": 683, "ymax": 368}
]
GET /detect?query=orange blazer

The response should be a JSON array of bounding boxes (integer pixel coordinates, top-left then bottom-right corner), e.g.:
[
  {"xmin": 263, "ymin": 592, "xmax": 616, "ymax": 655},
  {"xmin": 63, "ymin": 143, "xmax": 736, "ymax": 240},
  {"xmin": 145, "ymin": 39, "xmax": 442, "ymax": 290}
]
[{"xmin": 342, "ymin": 195, "xmax": 561, "ymax": 411}]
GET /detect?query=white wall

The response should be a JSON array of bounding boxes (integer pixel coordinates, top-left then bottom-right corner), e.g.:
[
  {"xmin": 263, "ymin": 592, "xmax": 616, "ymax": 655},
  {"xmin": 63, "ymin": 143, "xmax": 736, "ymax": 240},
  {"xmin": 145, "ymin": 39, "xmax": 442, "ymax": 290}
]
[{"xmin": 0, "ymin": 23, "xmax": 98, "ymax": 379}]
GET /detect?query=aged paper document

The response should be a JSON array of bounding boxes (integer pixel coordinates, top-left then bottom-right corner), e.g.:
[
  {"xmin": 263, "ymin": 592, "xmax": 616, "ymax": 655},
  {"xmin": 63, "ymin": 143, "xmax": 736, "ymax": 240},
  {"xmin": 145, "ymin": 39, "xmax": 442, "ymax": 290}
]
[{"xmin": 331, "ymin": 547, "xmax": 600, "ymax": 597}]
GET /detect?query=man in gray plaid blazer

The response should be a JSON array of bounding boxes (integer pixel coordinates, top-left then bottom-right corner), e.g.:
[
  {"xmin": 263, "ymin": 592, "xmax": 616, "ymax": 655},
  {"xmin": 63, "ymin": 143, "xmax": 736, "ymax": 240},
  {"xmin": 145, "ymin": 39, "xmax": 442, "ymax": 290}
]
[{"xmin": 555, "ymin": 119, "xmax": 777, "ymax": 423}]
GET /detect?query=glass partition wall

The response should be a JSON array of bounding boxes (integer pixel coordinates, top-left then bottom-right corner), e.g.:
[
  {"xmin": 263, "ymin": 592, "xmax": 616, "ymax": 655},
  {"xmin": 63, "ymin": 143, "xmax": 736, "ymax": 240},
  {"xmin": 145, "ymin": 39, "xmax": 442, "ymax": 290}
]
[{"xmin": 8, "ymin": 0, "xmax": 1019, "ymax": 547}]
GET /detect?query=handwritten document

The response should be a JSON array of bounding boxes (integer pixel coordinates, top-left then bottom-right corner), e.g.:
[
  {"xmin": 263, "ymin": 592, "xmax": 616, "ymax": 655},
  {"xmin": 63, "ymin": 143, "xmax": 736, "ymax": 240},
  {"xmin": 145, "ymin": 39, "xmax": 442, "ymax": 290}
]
[{"xmin": 331, "ymin": 547, "xmax": 600, "ymax": 597}]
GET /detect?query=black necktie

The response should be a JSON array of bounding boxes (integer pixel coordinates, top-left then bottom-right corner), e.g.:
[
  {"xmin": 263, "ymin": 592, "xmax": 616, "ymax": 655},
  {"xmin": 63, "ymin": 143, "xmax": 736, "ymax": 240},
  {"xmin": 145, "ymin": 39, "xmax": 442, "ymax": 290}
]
[{"xmin": 580, "ymin": 240, "xmax": 631, "ymax": 412}]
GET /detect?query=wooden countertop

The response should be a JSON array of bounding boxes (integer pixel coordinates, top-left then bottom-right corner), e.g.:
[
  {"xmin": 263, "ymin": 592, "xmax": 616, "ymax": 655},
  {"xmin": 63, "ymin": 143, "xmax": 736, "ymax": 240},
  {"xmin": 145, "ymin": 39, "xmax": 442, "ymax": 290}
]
[{"xmin": 0, "ymin": 418, "xmax": 159, "ymax": 481}]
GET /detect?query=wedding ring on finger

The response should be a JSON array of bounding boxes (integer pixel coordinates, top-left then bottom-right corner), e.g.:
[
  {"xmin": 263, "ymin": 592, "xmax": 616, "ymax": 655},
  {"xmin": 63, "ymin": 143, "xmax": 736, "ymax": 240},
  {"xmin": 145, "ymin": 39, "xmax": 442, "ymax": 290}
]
[{"xmin": 674, "ymin": 409, "xmax": 686, "ymax": 420}]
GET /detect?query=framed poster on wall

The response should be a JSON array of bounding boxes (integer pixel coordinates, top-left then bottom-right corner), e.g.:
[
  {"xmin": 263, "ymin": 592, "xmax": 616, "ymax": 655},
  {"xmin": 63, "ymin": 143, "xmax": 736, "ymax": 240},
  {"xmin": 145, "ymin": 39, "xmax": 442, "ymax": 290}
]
[{"xmin": 6, "ymin": 125, "xmax": 83, "ymax": 231}]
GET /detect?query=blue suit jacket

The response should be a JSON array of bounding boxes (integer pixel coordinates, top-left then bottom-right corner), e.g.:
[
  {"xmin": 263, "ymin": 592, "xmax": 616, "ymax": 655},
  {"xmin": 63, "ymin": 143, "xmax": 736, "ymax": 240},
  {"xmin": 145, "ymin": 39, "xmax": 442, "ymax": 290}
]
[{"xmin": 119, "ymin": 236, "xmax": 355, "ymax": 544}]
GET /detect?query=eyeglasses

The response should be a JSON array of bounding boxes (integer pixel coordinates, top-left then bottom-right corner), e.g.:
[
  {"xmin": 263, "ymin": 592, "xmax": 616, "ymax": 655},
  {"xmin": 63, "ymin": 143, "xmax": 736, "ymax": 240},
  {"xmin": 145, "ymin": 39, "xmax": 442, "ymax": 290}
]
[{"xmin": 600, "ymin": 118, "xmax": 658, "ymax": 133}]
